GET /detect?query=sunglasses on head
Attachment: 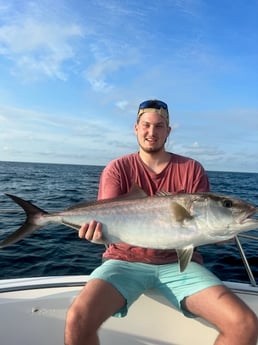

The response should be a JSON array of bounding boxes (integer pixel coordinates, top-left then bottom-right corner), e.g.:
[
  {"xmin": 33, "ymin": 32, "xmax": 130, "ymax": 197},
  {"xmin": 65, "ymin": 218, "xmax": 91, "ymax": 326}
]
[{"xmin": 138, "ymin": 100, "xmax": 168, "ymax": 111}]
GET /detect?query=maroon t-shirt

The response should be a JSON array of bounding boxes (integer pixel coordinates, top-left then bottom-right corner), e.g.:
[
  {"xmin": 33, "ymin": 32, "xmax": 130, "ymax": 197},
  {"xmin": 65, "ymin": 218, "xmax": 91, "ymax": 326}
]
[{"xmin": 98, "ymin": 152, "xmax": 210, "ymax": 265}]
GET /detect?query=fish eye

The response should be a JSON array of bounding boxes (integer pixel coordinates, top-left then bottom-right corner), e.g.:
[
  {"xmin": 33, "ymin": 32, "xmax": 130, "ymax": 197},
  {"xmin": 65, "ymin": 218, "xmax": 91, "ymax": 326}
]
[{"xmin": 222, "ymin": 199, "xmax": 233, "ymax": 208}]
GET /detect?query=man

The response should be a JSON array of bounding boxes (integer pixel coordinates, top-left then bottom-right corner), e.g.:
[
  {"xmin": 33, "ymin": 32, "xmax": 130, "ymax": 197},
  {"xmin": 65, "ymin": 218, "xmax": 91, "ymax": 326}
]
[{"xmin": 65, "ymin": 100, "xmax": 258, "ymax": 345}]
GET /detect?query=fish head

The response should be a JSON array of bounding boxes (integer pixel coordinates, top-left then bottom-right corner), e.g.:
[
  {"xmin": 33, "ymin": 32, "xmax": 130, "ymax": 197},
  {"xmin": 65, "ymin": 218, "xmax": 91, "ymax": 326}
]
[{"xmin": 189, "ymin": 193, "xmax": 258, "ymax": 239}]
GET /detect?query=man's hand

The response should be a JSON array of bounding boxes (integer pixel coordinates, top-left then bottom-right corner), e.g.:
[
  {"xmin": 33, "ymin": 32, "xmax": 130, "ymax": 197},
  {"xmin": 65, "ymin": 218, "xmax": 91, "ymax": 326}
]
[{"xmin": 79, "ymin": 220, "xmax": 104, "ymax": 244}]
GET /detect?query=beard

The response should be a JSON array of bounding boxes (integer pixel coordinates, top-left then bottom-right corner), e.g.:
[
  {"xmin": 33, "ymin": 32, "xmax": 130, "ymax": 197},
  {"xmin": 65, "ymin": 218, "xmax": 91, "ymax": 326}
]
[{"xmin": 138, "ymin": 138, "xmax": 167, "ymax": 154}]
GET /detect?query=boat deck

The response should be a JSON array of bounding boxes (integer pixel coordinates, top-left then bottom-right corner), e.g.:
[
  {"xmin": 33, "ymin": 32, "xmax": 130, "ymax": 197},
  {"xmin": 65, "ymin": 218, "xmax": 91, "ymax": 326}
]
[{"xmin": 1, "ymin": 276, "xmax": 258, "ymax": 345}]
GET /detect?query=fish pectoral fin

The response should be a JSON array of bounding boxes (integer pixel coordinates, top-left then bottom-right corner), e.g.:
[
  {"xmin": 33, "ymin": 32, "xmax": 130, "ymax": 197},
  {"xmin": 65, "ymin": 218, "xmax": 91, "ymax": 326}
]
[
  {"xmin": 176, "ymin": 245, "xmax": 194, "ymax": 273},
  {"xmin": 170, "ymin": 202, "xmax": 193, "ymax": 222},
  {"xmin": 61, "ymin": 220, "xmax": 81, "ymax": 231}
]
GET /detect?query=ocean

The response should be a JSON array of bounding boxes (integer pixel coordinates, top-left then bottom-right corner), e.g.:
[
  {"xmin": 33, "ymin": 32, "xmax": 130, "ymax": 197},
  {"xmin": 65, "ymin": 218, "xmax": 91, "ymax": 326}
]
[{"xmin": 0, "ymin": 161, "xmax": 257, "ymax": 284}]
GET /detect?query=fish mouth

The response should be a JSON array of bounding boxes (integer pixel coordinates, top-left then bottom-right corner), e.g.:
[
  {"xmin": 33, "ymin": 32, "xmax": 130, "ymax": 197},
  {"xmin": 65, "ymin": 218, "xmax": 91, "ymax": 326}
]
[{"xmin": 239, "ymin": 207, "xmax": 257, "ymax": 224}]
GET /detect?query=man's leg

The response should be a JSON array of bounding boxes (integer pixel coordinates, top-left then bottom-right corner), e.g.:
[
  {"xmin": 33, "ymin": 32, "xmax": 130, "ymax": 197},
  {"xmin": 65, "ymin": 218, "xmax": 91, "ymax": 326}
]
[
  {"xmin": 184, "ymin": 285, "xmax": 258, "ymax": 345},
  {"xmin": 65, "ymin": 278, "xmax": 125, "ymax": 345}
]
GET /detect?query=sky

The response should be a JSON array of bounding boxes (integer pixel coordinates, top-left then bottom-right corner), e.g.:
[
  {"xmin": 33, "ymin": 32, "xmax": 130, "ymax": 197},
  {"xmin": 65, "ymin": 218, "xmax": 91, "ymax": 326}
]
[{"xmin": 0, "ymin": 0, "xmax": 257, "ymax": 172}]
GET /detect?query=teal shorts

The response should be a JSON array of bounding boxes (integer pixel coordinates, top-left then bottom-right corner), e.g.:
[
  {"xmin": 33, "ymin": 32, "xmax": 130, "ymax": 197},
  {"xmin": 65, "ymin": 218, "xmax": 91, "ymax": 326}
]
[{"xmin": 89, "ymin": 260, "xmax": 223, "ymax": 318}]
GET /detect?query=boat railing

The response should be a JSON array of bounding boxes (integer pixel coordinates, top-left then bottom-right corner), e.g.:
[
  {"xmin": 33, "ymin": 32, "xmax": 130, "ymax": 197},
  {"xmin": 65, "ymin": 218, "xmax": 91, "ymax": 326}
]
[{"xmin": 236, "ymin": 234, "xmax": 257, "ymax": 287}]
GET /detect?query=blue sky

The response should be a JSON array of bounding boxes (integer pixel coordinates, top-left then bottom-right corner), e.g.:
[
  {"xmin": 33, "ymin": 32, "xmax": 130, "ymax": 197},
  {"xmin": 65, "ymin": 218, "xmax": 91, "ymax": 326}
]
[{"xmin": 0, "ymin": 0, "xmax": 257, "ymax": 172}]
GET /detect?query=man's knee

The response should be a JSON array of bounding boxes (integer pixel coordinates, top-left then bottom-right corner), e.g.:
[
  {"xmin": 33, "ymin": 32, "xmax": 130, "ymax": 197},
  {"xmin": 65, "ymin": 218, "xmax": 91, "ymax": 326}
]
[
  {"xmin": 240, "ymin": 309, "xmax": 258, "ymax": 341},
  {"xmin": 66, "ymin": 305, "xmax": 80, "ymax": 332},
  {"xmin": 65, "ymin": 303, "xmax": 96, "ymax": 345},
  {"xmin": 67, "ymin": 298, "xmax": 95, "ymax": 327},
  {"xmin": 224, "ymin": 307, "xmax": 258, "ymax": 343}
]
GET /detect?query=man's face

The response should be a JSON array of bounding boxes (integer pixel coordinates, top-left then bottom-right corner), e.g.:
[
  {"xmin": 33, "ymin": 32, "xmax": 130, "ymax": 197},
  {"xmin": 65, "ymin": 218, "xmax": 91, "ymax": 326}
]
[{"xmin": 135, "ymin": 112, "xmax": 171, "ymax": 153}]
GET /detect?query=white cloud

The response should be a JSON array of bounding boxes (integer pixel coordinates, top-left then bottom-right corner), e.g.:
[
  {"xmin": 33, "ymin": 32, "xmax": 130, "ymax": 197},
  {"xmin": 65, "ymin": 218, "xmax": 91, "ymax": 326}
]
[
  {"xmin": 191, "ymin": 141, "xmax": 200, "ymax": 148},
  {"xmin": 115, "ymin": 100, "xmax": 129, "ymax": 110},
  {"xmin": 0, "ymin": 103, "xmax": 137, "ymax": 165},
  {"xmin": 0, "ymin": 1, "xmax": 257, "ymax": 172},
  {"xmin": 0, "ymin": 4, "xmax": 84, "ymax": 81},
  {"xmin": 84, "ymin": 41, "xmax": 140, "ymax": 93}
]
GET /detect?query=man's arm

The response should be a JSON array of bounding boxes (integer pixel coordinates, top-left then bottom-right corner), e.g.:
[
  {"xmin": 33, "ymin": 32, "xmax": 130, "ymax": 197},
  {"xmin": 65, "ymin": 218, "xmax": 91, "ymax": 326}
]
[
  {"xmin": 79, "ymin": 162, "xmax": 122, "ymax": 243},
  {"xmin": 191, "ymin": 161, "xmax": 210, "ymax": 193}
]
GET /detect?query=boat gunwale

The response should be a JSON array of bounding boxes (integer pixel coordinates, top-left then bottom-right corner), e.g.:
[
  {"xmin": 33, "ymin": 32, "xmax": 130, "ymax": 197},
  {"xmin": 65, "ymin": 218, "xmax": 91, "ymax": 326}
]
[{"xmin": 1, "ymin": 276, "xmax": 258, "ymax": 296}]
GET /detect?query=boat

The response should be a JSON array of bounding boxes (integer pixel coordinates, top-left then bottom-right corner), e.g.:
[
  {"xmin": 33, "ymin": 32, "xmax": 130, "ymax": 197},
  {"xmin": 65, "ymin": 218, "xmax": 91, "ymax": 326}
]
[{"xmin": 0, "ymin": 235, "xmax": 257, "ymax": 345}]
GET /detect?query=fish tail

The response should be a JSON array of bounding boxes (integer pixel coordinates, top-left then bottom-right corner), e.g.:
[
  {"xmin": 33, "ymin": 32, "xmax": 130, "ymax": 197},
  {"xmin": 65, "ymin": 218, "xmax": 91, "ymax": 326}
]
[{"xmin": 0, "ymin": 194, "xmax": 48, "ymax": 248}]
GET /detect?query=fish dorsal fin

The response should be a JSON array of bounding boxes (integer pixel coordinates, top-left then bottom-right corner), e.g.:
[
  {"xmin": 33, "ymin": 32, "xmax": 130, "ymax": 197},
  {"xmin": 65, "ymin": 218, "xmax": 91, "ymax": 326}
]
[
  {"xmin": 66, "ymin": 183, "xmax": 147, "ymax": 210},
  {"xmin": 176, "ymin": 245, "xmax": 194, "ymax": 273},
  {"xmin": 170, "ymin": 202, "xmax": 193, "ymax": 222},
  {"xmin": 104, "ymin": 183, "xmax": 148, "ymax": 202},
  {"xmin": 123, "ymin": 183, "xmax": 148, "ymax": 199},
  {"xmin": 155, "ymin": 191, "xmax": 173, "ymax": 196}
]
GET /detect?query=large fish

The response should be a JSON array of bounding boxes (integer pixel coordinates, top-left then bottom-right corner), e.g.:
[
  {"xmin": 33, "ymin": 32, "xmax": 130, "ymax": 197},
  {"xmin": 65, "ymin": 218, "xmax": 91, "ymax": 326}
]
[{"xmin": 0, "ymin": 185, "xmax": 257, "ymax": 271}]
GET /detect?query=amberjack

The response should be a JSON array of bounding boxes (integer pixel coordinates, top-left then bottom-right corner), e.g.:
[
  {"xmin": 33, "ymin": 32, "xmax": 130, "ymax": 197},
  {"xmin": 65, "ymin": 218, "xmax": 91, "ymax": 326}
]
[{"xmin": 0, "ymin": 186, "xmax": 257, "ymax": 271}]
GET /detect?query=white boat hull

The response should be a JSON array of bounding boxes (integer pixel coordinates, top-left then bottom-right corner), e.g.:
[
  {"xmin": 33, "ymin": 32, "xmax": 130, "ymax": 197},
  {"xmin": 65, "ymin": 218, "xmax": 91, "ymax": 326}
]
[{"xmin": 0, "ymin": 276, "xmax": 258, "ymax": 345}]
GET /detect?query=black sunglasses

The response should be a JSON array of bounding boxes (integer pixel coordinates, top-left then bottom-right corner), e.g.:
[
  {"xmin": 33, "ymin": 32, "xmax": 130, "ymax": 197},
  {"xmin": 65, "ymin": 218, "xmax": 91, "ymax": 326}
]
[{"xmin": 138, "ymin": 100, "xmax": 168, "ymax": 111}]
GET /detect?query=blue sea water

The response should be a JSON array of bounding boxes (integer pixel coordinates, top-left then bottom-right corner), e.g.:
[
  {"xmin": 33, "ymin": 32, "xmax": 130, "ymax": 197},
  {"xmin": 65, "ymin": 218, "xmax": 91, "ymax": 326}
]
[{"xmin": 0, "ymin": 161, "xmax": 257, "ymax": 284}]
